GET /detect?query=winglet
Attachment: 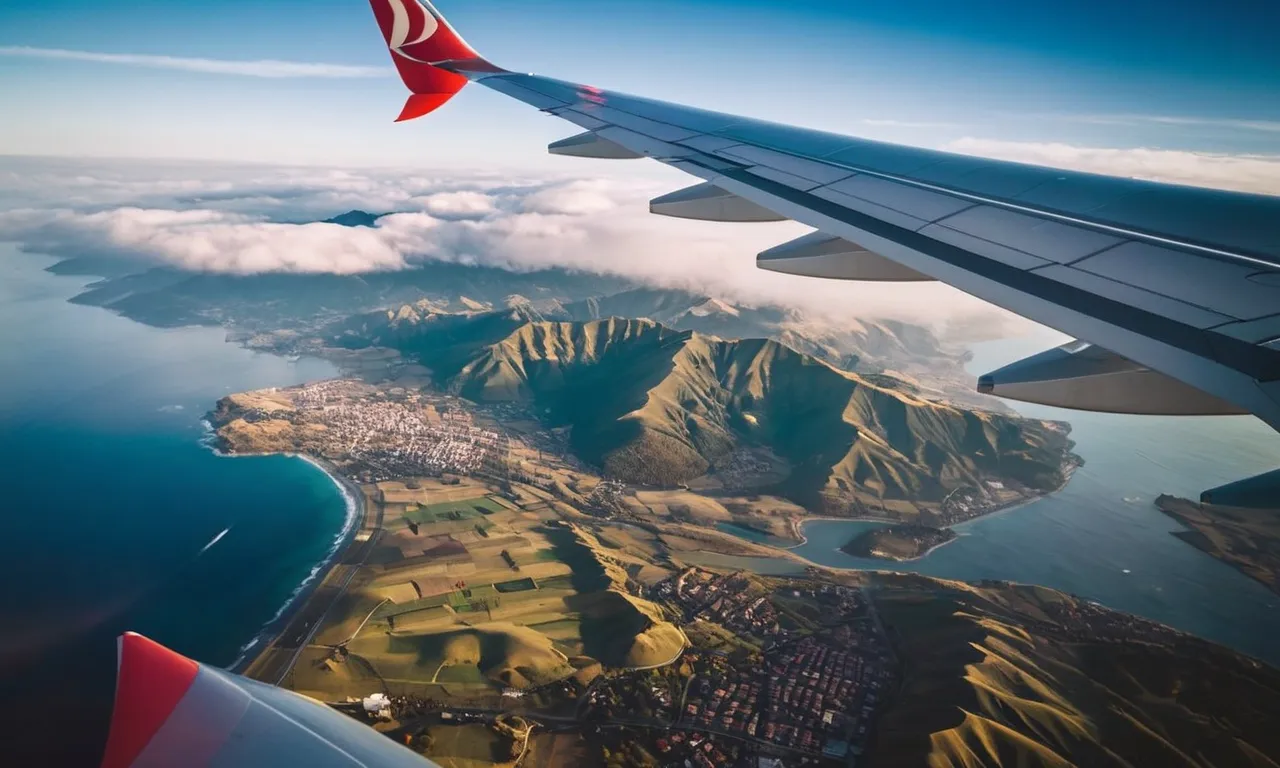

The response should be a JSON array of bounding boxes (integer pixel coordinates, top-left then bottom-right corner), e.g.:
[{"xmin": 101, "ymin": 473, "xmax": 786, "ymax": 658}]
[
  {"xmin": 368, "ymin": 0, "xmax": 483, "ymax": 120},
  {"xmin": 100, "ymin": 632, "xmax": 199, "ymax": 768}
]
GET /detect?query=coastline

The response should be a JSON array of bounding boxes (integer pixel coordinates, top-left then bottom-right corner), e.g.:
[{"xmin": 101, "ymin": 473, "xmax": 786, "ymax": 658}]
[
  {"xmin": 228, "ymin": 453, "xmax": 363, "ymax": 673},
  {"xmin": 201, "ymin": 421, "xmax": 366, "ymax": 673},
  {"xmin": 731, "ymin": 464, "xmax": 1083, "ymax": 572}
]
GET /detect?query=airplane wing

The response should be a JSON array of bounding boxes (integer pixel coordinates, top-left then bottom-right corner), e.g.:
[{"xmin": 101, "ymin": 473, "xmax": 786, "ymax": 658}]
[
  {"xmin": 365, "ymin": 0, "xmax": 1280, "ymax": 498},
  {"xmin": 100, "ymin": 632, "xmax": 433, "ymax": 767}
]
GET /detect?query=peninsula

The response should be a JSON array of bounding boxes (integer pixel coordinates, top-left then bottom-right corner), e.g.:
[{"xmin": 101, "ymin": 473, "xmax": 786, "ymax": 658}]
[{"xmin": 1156, "ymin": 494, "xmax": 1280, "ymax": 595}]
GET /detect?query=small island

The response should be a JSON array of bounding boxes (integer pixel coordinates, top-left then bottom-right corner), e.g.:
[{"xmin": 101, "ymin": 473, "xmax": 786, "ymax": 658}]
[{"xmin": 841, "ymin": 524, "xmax": 958, "ymax": 561}]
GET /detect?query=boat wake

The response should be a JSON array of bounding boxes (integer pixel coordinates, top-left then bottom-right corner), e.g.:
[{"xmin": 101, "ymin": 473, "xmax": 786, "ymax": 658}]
[{"xmin": 198, "ymin": 527, "xmax": 231, "ymax": 556}]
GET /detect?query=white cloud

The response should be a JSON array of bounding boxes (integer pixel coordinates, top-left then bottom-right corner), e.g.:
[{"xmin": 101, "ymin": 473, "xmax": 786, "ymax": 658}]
[
  {"xmin": 417, "ymin": 190, "xmax": 497, "ymax": 217},
  {"xmin": 519, "ymin": 179, "xmax": 621, "ymax": 215},
  {"xmin": 1061, "ymin": 113, "xmax": 1280, "ymax": 135},
  {"xmin": 860, "ymin": 118, "xmax": 961, "ymax": 130},
  {"xmin": 4, "ymin": 139, "xmax": 1274, "ymax": 331},
  {"xmin": 0, "ymin": 46, "xmax": 391, "ymax": 79},
  {"xmin": 943, "ymin": 138, "xmax": 1280, "ymax": 195}
]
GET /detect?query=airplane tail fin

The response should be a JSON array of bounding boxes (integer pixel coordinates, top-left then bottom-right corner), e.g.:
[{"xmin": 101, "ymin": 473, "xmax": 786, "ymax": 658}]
[{"xmin": 366, "ymin": 0, "xmax": 485, "ymax": 121}]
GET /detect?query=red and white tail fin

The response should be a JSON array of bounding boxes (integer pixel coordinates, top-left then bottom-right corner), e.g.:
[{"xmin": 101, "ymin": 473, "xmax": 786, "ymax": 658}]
[{"xmin": 366, "ymin": 0, "xmax": 482, "ymax": 121}]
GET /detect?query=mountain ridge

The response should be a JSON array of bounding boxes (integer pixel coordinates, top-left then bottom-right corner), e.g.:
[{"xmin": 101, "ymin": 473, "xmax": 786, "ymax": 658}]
[{"xmin": 368, "ymin": 313, "xmax": 1074, "ymax": 514}]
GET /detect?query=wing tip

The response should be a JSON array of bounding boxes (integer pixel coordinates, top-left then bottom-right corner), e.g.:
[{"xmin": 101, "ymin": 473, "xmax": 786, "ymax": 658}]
[
  {"xmin": 396, "ymin": 91, "xmax": 459, "ymax": 121},
  {"xmin": 101, "ymin": 633, "xmax": 200, "ymax": 768}
]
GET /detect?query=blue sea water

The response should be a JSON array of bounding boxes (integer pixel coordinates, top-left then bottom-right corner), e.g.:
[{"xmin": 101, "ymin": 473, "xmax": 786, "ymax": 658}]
[
  {"xmin": 0, "ymin": 248, "xmax": 348, "ymax": 763},
  {"xmin": 704, "ymin": 330, "xmax": 1280, "ymax": 666}
]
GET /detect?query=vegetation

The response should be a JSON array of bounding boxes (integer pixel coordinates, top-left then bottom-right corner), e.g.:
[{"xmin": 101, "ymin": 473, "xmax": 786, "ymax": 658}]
[
  {"xmin": 391, "ymin": 316, "xmax": 1076, "ymax": 517},
  {"xmin": 869, "ymin": 576, "xmax": 1280, "ymax": 767}
]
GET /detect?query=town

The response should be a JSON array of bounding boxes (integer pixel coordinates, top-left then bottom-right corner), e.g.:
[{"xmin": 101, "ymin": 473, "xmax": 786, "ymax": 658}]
[{"xmin": 231, "ymin": 380, "xmax": 513, "ymax": 483}]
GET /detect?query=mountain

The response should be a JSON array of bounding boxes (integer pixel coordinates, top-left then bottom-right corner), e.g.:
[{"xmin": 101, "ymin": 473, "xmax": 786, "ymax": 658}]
[
  {"xmin": 320, "ymin": 209, "xmax": 385, "ymax": 227},
  {"xmin": 334, "ymin": 285, "xmax": 994, "ymax": 407},
  {"xmin": 346, "ymin": 312, "xmax": 1073, "ymax": 512},
  {"xmin": 69, "ymin": 263, "xmax": 632, "ymax": 331}
]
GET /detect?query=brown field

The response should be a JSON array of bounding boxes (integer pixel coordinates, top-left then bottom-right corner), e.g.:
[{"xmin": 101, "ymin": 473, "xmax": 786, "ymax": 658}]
[
  {"xmin": 423, "ymin": 724, "xmax": 514, "ymax": 768},
  {"xmin": 525, "ymin": 733, "xmax": 601, "ymax": 768}
]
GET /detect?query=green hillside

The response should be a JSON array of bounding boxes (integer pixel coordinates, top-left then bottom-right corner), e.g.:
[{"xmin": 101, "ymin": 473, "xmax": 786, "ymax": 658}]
[{"xmin": 361, "ymin": 313, "xmax": 1073, "ymax": 512}]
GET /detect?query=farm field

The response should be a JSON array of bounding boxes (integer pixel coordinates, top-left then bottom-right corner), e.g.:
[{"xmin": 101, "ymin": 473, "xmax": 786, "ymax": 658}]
[{"xmin": 284, "ymin": 478, "xmax": 685, "ymax": 704}]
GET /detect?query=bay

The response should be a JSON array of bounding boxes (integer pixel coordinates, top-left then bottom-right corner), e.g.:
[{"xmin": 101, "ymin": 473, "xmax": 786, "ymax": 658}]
[
  {"xmin": 709, "ymin": 329, "xmax": 1280, "ymax": 666},
  {"xmin": 0, "ymin": 247, "xmax": 348, "ymax": 763}
]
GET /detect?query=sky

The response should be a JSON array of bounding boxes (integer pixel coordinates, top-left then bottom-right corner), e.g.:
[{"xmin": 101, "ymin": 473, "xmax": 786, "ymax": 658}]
[
  {"xmin": 0, "ymin": 0, "xmax": 1276, "ymax": 336},
  {"xmin": 1, "ymin": 0, "xmax": 1278, "ymax": 167}
]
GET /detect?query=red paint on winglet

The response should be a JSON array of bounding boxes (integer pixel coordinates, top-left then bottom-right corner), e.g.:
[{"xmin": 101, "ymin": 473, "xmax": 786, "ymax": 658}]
[
  {"xmin": 100, "ymin": 632, "xmax": 199, "ymax": 768},
  {"xmin": 368, "ymin": 0, "xmax": 479, "ymax": 119},
  {"xmin": 396, "ymin": 92, "xmax": 458, "ymax": 121}
]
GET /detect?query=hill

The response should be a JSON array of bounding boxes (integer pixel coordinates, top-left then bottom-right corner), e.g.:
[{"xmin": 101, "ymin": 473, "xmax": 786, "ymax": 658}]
[
  {"xmin": 349, "ymin": 312, "xmax": 1073, "ymax": 514},
  {"xmin": 68, "ymin": 262, "xmax": 632, "ymax": 331},
  {"xmin": 335, "ymin": 286, "xmax": 991, "ymax": 407},
  {"xmin": 869, "ymin": 576, "xmax": 1280, "ymax": 767}
]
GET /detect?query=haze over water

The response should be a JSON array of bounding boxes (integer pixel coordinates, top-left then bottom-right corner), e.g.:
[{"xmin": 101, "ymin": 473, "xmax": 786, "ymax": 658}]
[{"xmin": 0, "ymin": 247, "xmax": 348, "ymax": 762}]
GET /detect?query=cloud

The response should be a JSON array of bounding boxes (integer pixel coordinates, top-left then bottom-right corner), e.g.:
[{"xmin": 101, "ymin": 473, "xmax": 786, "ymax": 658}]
[
  {"xmin": 0, "ymin": 46, "xmax": 390, "ymax": 78},
  {"xmin": 1060, "ymin": 113, "xmax": 1280, "ymax": 135},
  {"xmin": 860, "ymin": 119, "xmax": 961, "ymax": 130},
  {"xmin": 417, "ymin": 190, "xmax": 497, "ymax": 217},
  {"xmin": 943, "ymin": 138, "xmax": 1280, "ymax": 195},
  {"xmin": 519, "ymin": 180, "xmax": 620, "ymax": 215},
  {"xmin": 5, "ymin": 137, "xmax": 1274, "ymax": 331}
]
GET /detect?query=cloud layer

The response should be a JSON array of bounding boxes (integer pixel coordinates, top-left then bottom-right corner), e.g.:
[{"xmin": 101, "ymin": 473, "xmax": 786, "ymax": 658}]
[
  {"xmin": 0, "ymin": 46, "xmax": 390, "ymax": 78},
  {"xmin": 3, "ymin": 138, "xmax": 1275, "ymax": 329}
]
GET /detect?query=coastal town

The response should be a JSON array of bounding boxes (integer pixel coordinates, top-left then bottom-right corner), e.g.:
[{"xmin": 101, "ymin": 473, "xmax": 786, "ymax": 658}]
[{"xmin": 212, "ymin": 380, "xmax": 515, "ymax": 483}]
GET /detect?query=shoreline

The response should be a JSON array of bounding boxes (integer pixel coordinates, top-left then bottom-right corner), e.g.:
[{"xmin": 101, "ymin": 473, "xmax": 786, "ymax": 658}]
[
  {"xmin": 200, "ymin": 421, "xmax": 366, "ymax": 674},
  {"xmin": 228, "ymin": 453, "xmax": 363, "ymax": 673},
  {"xmin": 727, "ymin": 465, "xmax": 1082, "ymax": 572}
]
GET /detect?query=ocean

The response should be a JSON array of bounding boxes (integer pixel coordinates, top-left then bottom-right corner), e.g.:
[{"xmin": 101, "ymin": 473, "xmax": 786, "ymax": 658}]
[{"xmin": 0, "ymin": 248, "xmax": 350, "ymax": 763}]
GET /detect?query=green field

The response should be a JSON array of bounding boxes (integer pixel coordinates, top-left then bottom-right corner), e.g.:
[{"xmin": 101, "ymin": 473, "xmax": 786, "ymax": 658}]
[
  {"xmin": 405, "ymin": 497, "xmax": 506, "ymax": 525},
  {"xmin": 448, "ymin": 584, "xmax": 499, "ymax": 608}
]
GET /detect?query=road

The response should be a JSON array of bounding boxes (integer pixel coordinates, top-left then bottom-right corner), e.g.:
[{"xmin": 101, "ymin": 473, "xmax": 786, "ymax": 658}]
[{"xmin": 239, "ymin": 469, "xmax": 385, "ymax": 685}]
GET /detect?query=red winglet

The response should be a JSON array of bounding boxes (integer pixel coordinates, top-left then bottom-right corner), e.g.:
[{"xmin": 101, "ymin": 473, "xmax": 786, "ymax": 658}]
[
  {"xmin": 368, "ymin": 0, "xmax": 479, "ymax": 120},
  {"xmin": 397, "ymin": 92, "xmax": 459, "ymax": 121},
  {"xmin": 100, "ymin": 633, "xmax": 200, "ymax": 768}
]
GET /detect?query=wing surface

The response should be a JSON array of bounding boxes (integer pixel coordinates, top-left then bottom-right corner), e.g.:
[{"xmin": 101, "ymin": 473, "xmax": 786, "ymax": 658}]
[
  {"xmin": 366, "ymin": 0, "xmax": 1280, "ymax": 434},
  {"xmin": 100, "ymin": 632, "xmax": 433, "ymax": 767}
]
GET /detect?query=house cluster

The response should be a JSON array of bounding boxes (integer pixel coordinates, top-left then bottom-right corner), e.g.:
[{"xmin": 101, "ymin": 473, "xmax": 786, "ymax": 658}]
[
  {"xmin": 758, "ymin": 635, "xmax": 889, "ymax": 757},
  {"xmin": 656, "ymin": 570, "xmax": 784, "ymax": 641},
  {"xmin": 652, "ymin": 730, "xmax": 745, "ymax": 768},
  {"xmin": 285, "ymin": 382, "xmax": 509, "ymax": 481},
  {"xmin": 683, "ymin": 632, "xmax": 891, "ymax": 759},
  {"xmin": 583, "ymin": 671, "xmax": 678, "ymax": 723}
]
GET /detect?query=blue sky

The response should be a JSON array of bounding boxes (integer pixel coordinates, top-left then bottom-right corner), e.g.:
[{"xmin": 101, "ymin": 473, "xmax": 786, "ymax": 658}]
[{"xmin": 1, "ymin": 0, "xmax": 1277, "ymax": 168}]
